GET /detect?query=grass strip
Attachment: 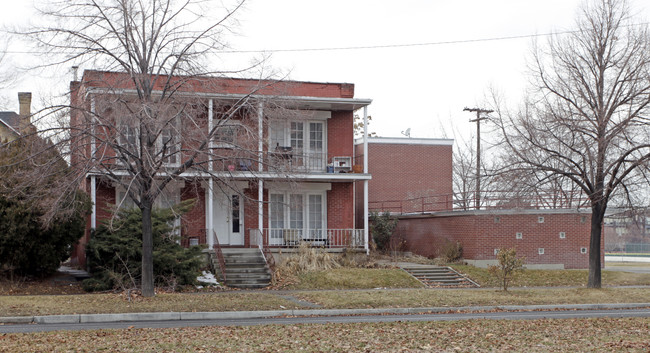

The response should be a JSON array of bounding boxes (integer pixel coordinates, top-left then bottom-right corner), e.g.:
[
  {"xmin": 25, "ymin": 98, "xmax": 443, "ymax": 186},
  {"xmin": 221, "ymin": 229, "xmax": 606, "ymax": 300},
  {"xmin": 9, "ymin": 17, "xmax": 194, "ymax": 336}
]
[
  {"xmin": 285, "ymin": 268, "xmax": 424, "ymax": 290},
  {"xmin": 450, "ymin": 265, "xmax": 650, "ymax": 287},
  {"xmin": 1, "ymin": 287, "xmax": 648, "ymax": 317},
  {"xmin": 0, "ymin": 292, "xmax": 301, "ymax": 317},
  {"xmin": 295, "ymin": 287, "xmax": 650, "ymax": 309}
]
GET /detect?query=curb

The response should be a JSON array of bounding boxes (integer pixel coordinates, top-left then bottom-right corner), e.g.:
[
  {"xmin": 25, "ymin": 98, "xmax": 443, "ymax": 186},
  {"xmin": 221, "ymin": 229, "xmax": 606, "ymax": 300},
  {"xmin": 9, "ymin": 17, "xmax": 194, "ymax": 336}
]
[{"xmin": 3, "ymin": 303, "xmax": 650, "ymax": 325}]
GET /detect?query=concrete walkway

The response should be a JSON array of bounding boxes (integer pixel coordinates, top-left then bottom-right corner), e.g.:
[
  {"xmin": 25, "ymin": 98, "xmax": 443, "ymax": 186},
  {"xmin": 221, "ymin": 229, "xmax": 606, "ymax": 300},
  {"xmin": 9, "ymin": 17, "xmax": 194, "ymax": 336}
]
[{"xmin": 2, "ymin": 302, "xmax": 649, "ymax": 326}]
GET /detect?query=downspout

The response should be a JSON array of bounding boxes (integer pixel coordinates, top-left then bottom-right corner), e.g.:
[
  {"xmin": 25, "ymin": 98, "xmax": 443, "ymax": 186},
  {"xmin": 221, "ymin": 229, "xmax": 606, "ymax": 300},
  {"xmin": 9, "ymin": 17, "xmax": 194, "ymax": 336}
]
[{"xmin": 363, "ymin": 105, "xmax": 369, "ymax": 255}]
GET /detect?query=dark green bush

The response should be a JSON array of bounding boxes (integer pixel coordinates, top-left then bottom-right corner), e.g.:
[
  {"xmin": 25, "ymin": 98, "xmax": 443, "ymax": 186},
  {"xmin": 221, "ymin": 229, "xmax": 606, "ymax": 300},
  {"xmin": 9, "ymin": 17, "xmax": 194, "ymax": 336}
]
[
  {"xmin": 0, "ymin": 190, "xmax": 90, "ymax": 278},
  {"xmin": 0, "ymin": 137, "xmax": 91, "ymax": 278},
  {"xmin": 370, "ymin": 211, "xmax": 399, "ymax": 252},
  {"xmin": 83, "ymin": 201, "xmax": 202, "ymax": 291}
]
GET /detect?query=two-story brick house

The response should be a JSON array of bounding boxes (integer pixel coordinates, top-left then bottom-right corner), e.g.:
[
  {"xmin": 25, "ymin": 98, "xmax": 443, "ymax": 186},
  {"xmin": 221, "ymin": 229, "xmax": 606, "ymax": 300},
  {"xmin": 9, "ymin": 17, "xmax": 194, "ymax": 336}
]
[{"xmin": 69, "ymin": 70, "xmax": 371, "ymax": 266}]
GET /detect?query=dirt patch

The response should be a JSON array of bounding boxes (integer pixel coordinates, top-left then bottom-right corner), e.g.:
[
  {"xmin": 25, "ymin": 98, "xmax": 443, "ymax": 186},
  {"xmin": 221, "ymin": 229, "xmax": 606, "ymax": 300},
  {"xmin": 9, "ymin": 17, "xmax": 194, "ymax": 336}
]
[{"xmin": 0, "ymin": 272, "xmax": 87, "ymax": 296}]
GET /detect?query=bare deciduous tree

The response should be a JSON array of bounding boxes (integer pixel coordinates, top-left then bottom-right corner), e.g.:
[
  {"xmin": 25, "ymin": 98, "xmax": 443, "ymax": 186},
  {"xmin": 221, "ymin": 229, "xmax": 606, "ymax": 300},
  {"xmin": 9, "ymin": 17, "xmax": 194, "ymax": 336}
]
[
  {"xmin": 19, "ymin": 0, "xmax": 275, "ymax": 297},
  {"xmin": 492, "ymin": 0, "xmax": 650, "ymax": 288}
]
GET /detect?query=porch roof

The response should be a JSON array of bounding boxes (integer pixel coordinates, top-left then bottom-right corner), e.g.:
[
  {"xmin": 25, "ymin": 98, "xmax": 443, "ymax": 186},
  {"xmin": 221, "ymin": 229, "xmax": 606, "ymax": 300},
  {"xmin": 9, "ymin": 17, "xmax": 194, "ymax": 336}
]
[
  {"xmin": 86, "ymin": 170, "xmax": 372, "ymax": 182},
  {"xmin": 85, "ymin": 88, "xmax": 372, "ymax": 112}
]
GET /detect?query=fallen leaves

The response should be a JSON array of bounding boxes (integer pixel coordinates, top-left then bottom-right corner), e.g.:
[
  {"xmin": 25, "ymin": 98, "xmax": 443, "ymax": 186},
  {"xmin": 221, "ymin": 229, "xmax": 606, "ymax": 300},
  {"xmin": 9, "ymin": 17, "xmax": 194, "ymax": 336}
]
[{"xmin": 3, "ymin": 317, "xmax": 647, "ymax": 352}]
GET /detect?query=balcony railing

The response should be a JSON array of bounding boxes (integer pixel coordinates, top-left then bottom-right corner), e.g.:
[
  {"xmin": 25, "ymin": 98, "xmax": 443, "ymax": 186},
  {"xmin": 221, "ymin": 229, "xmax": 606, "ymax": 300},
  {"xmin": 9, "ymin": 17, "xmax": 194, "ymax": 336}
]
[
  {"xmin": 250, "ymin": 228, "xmax": 365, "ymax": 249},
  {"xmin": 267, "ymin": 149, "xmax": 327, "ymax": 172}
]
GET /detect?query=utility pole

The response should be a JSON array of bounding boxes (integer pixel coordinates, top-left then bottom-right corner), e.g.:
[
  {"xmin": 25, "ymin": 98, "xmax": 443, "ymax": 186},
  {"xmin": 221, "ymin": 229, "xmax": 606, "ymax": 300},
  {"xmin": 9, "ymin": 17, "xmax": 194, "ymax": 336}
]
[{"xmin": 463, "ymin": 107, "xmax": 493, "ymax": 210}]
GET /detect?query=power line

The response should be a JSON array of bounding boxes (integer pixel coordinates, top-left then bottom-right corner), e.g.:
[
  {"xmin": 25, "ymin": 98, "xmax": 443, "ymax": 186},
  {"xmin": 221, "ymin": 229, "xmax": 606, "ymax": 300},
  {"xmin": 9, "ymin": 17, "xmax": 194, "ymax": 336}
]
[
  {"xmin": 219, "ymin": 31, "xmax": 579, "ymax": 54},
  {"xmin": 0, "ymin": 30, "xmax": 576, "ymax": 55},
  {"xmin": 3, "ymin": 22, "xmax": 648, "ymax": 55}
]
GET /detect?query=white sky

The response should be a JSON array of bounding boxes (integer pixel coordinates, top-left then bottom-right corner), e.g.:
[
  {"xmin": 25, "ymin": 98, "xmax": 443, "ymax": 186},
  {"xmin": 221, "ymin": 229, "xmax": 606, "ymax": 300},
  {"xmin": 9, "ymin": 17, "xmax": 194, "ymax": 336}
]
[{"xmin": 2, "ymin": 0, "xmax": 649, "ymax": 143}]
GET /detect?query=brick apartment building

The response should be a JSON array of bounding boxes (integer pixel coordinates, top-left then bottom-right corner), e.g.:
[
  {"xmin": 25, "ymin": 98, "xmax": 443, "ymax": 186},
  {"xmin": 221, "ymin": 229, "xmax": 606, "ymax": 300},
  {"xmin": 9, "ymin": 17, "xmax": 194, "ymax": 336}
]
[{"xmin": 70, "ymin": 70, "xmax": 372, "ymax": 266}]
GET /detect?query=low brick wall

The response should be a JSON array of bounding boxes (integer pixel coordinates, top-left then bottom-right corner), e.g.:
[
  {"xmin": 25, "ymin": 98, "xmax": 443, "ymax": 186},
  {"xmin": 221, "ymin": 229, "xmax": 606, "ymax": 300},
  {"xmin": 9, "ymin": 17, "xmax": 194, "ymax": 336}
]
[{"xmin": 396, "ymin": 209, "xmax": 602, "ymax": 269}]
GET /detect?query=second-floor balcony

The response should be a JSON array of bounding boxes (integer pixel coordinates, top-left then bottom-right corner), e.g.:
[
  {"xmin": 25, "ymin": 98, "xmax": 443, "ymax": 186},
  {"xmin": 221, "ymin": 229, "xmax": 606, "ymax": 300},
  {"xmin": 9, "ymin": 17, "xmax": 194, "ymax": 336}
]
[{"xmin": 213, "ymin": 151, "xmax": 361, "ymax": 175}]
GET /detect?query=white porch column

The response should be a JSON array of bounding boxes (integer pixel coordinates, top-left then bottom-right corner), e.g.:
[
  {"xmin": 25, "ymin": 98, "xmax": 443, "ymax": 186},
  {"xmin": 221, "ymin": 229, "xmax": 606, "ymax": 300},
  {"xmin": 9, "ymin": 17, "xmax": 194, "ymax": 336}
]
[
  {"xmin": 363, "ymin": 106, "xmax": 369, "ymax": 254},
  {"xmin": 257, "ymin": 102, "xmax": 264, "ymax": 237},
  {"xmin": 207, "ymin": 99, "xmax": 214, "ymax": 249},
  {"xmin": 90, "ymin": 176, "xmax": 96, "ymax": 229}
]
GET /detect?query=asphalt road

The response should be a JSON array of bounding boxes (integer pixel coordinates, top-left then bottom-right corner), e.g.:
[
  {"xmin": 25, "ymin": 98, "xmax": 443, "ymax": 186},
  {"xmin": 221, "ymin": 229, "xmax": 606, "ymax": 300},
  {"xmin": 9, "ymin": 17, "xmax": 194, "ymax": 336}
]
[{"xmin": 2, "ymin": 308, "xmax": 649, "ymax": 333}]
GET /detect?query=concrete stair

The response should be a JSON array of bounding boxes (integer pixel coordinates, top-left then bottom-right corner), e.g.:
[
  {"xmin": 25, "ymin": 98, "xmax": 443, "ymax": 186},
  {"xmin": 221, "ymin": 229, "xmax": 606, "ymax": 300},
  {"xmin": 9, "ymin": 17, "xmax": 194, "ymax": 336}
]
[
  {"xmin": 400, "ymin": 265, "xmax": 479, "ymax": 288},
  {"xmin": 210, "ymin": 248, "xmax": 272, "ymax": 289}
]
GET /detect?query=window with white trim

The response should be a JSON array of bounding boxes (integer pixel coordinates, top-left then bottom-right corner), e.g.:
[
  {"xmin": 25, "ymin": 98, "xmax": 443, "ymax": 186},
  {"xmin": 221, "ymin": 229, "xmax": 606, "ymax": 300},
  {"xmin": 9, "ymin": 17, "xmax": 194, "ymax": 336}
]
[
  {"xmin": 116, "ymin": 185, "xmax": 182, "ymax": 236},
  {"xmin": 118, "ymin": 124, "xmax": 139, "ymax": 154},
  {"xmin": 270, "ymin": 118, "xmax": 326, "ymax": 170},
  {"xmin": 161, "ymin": 126, "xmax": 179, "ymax": 165},
  {"xmin": 213, "ymin": 121, "xmax": 243, "ymax": 148},
  {"xmin": 269, "ymin": 190, "xmax": 327, "ymax": 241}
]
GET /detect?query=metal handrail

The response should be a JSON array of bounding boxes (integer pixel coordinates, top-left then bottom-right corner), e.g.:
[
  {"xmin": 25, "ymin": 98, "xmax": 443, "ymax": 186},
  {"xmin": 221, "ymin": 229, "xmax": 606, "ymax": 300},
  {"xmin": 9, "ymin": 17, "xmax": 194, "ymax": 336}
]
[
  {"xmin": 369, "ymin": 190, "xmax": 591, "ymax": 214},
  {"xmin": 211, "ymin": 230, "xmax": 227, "ymax": 283},
  {"xmin": 252, "ymin": 229, "xmax": 276, "ymax": 273}
]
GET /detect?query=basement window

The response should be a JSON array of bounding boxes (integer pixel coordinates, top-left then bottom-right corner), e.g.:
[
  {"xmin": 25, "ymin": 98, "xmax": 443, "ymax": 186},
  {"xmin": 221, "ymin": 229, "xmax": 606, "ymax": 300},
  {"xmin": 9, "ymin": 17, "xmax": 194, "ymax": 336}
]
[
  {"xmin": 538, "ymin": 248, "xmax": 545, "ymax": 255},
  {"xmin": 581, "ymin": 247, "xmax": 587, "ymax": 254},
  {"xmin": 538, "ymin": 216, "xmax": 545, "ymax": 223},
  {"xmin": 516, "ymin": 232, "xmax": 523, "ymax": 239},
  {"xmin": 559, "ymin": 232, "xmax": 566, "ymax": 239}
]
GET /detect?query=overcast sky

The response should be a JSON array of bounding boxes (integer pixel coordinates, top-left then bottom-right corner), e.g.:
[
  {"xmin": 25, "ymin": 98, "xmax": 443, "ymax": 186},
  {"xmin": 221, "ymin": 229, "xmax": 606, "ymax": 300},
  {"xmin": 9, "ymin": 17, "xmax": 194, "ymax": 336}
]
[{"xmin": 2, "ymin": 0, "xmax": 649, "ymax": 143}]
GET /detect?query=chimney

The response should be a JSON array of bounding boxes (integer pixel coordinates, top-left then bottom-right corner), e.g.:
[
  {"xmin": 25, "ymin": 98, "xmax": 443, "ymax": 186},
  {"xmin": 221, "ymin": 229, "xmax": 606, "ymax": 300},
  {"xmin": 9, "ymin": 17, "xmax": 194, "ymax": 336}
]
[{"xmin": 18, "ymin": 92, "xmax": 32, "ymax": 134}]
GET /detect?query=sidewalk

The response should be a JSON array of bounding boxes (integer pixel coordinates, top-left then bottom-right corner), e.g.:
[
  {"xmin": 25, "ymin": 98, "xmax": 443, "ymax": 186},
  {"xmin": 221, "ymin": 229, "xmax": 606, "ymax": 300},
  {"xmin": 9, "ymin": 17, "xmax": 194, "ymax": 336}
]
[{"xmin": 2, "ymin": 302, "xmax": 649, "ymax": 325}]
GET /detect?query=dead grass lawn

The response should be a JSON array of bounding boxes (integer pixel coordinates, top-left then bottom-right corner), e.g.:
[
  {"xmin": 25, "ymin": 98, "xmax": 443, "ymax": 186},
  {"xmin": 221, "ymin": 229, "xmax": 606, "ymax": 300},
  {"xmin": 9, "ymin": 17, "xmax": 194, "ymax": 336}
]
[{"xmin": 1, "ymin": 318, "xmax": 648, "ymax": 352}]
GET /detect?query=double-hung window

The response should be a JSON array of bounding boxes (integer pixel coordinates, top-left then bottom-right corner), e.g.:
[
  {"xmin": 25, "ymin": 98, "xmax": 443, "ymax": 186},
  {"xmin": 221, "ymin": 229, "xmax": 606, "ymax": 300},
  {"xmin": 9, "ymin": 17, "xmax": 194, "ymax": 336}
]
[
  {"xmin": 161, "ymin": 126, "xmax": 179, "ymax": 165},
  {"xmin": 118, "ymin": 124, "xmax": 139, "ymax": 156}
]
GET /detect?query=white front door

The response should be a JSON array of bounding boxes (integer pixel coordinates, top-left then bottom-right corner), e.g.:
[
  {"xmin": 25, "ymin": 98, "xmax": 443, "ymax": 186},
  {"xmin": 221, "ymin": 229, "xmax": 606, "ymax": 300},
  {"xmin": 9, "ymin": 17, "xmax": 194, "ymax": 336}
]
[{"xmin": 213, "ymin": 192, "xmax": 244, "ymax": 246}]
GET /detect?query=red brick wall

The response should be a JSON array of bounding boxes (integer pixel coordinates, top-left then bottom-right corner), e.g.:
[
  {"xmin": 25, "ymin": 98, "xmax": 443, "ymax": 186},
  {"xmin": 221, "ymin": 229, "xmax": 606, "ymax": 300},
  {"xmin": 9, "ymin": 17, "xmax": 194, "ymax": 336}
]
[
  {"xmin": 80, "ymin": 70, "xmax": 355, "ymax": 98},
  {"xmin": 243, "ymin": 184, "xmax": 268, "ymax": 247},
  {"xmin": 180, "ymin": 183, "xmax": 206, "ymax": 246},
  {"xmin": 71, "ymin": 180, "xmax": 116, "ymax": 267},
  {"xmin": 355, "ymin": 141, "xmax": 453, "ymax": 226},
  {"xmin": 397, "ymin": 212, "xmax": 601, "ymax": 269},
  {"xmin": 328, "ymin": 183, "xmax": 354, "ymax": 229},
  {"xmin": 366, "ymin": 143, "xmax": 452, "ymax": 206},
  {"xmin": 328, "ymin": 111, "xmax": 354, "ymax": 162}
]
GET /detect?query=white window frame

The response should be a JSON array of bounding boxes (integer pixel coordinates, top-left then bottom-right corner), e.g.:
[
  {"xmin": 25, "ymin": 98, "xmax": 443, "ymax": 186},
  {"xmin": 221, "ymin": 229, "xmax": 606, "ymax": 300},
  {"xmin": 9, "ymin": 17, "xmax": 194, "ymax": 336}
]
[
  {"xmin": 268, "ymin": 113, "xmax": 328, "ymax": 171},
  {"xmin": 268, "ymin": 191, "xmax": 327, "ymax": 235},
  {"xmin": 268, "ymin": 187, "xmax": 328, "ymax": 241},
  {"xmin": 160, "ymin": 122, "xmax": 181, "ymax": 167},
  {"xmin": 115, "ymin": 184, "xmax": 182, "ymax": 237},
  {"xmin": 213, "ymin": 120, "xmax": 245, "ymax": 149},
  {"xmin": 118, "ymin": 123, "xmax": 139, "ymax": 155}
]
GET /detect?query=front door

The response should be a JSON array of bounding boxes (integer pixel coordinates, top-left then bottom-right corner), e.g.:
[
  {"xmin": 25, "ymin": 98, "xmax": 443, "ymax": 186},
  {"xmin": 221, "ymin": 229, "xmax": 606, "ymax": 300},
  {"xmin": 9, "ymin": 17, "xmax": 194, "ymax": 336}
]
[{"xmin": 213, "ymin": 192, "xmax": 244, "ymax": 246}]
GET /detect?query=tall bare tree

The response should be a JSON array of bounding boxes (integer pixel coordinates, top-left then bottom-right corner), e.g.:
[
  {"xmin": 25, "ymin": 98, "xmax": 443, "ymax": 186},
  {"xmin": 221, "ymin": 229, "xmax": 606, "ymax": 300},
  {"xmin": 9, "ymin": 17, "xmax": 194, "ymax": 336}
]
[
  {"xmin": 20, "ymin": 0, "xmax": 268, "ymax": 296},
  {"xmin": 492, "ymin": 0, "xmax": 650, "ymax": 288}
]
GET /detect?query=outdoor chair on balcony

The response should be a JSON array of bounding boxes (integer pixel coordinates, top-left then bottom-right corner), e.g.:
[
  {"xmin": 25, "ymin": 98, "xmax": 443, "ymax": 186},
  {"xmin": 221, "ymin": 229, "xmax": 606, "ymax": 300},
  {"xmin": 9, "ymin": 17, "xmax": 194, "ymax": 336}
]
[{"xmin": 283, "ymin": 229, "xmax": 300, "ymax": 246}]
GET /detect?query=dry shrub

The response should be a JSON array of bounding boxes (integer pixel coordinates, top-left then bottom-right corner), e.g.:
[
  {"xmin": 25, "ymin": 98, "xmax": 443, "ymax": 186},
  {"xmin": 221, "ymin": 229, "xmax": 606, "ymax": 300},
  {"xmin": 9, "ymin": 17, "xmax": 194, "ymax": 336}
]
[
  {"xmin": 439, "ymin": 239, "xmax": 463, "ymax": 263},
  {"xmin": 338, "ymin": 248, "xmax": 384, "ymax": 268},
  {"xmin": 272, "ymin": 243, "xmax": 340, "ymax": 286}
]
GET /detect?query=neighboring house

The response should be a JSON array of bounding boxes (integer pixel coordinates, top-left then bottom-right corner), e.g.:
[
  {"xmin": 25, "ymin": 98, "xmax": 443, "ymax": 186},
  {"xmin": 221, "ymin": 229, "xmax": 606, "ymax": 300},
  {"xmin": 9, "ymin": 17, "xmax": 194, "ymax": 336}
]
[
  {"xmin": 0, "ymin": 92, "xmax": 33, "ymax": 142},
  {"xmin": 69, "ymin": 70, "xmax": 372, "ymax": 266},
  {"xmin": 357, "ymin": 136, "xmax": 598, "ymax": 269}
]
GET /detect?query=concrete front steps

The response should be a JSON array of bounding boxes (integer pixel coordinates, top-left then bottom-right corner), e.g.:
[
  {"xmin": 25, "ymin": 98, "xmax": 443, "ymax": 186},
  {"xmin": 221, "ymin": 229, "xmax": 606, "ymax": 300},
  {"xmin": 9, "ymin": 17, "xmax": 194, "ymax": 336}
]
[
  {"xmin": 400, "ymin": 264, "xmax": 479, "ymax": 288},
  {"xmin": 209, "ymin": 248, "xmax": 272, "ymax": 289}
]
